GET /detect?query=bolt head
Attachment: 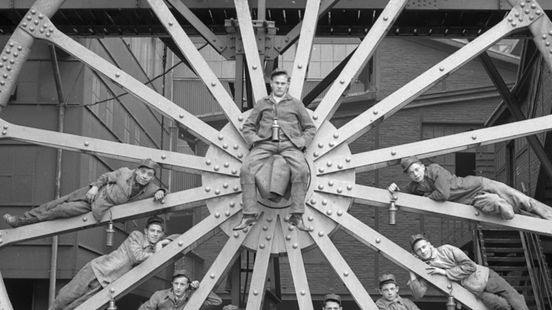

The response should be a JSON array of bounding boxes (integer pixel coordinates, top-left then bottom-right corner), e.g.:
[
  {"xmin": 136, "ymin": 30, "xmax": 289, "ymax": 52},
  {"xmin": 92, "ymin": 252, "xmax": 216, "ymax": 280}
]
[
  {"xmin": 84, "ymin": 141, "xmax": 89, "ymax": 146},
  {"xmin": 229, "ymin": 202, "xmax": 235, "ymax": 207},
  {"xmin": 292, "ymin": 243, "xmax": 298, "ymax": 249},
  {"xmin": 475, "ymin": 211, "xmax": 480, "ymax": 216},
  {"xmin": 376, "ymin": 238, "xmax": 381, "ymax": 243},
  {"xmin": 318, "ymin": 231, "xmax": 325, "ymax": 237},
  {"xmin": 82, "ymin": 217, "xmax": 88, "ymax": 222},
  {"xmin": 178, "ymin": 241, "xmax": 183, "ymax": 246},
  {"xmin": 308, "ymin": 216, "xmax": 314, "ymax": 221},
  {"xmin": 286, "ymin": 235, "xmax": 291, "ymax": 240},
  {"xmin": 322, "ymin": 200, "xmax": 327, "ymax": 206},
  {"xmin": 326, "ymin": 210, "xmax": 332, "ymax": 215},
  {"xmin": 328, "ymin": 181, "xmax": 334, "ymax": 187},
  {"xmin": 259, "ymin": 244, "xmax": 265, "ymax": 249},
  {"xmin": 233, "ymin": 185, "xmax": 239, "ymax": 191},
  {"xmin": 337, "ymin": 210, "xmax": 343, "ymax": 216},
  {"xmin": 233, "ymin": 232, "xmax": 240, "ymax": 238},
  {"xmin": 210, "ymin": 273, "xmax": 216, "ymax": 279},
  {"xmin": 205, "ymin": 187, "xmax": 211, "ymax": 192}
]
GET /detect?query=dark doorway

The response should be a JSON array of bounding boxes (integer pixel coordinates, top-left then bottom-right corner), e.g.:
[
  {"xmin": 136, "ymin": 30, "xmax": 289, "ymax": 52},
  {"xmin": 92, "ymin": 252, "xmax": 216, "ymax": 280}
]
[{"xmin": 455, "ymin": 152, "xmax": 476, "ymax": 177}]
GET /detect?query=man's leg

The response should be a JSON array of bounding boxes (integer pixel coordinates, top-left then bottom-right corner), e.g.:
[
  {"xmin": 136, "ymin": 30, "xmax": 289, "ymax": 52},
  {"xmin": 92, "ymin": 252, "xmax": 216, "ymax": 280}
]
[
  {"xmin": 280, "ymin": 142, "xmax": 309, "ymax": 231},
  {"xmin": 478, "ymin": 292, "xmax": 511, "ymax": 310},
  {"xmin": 49, "ymin": 262, "xmax": 99, "ymax": 310},
  {"xmin": 484, "ymin": 269, "xmax": 529, "ymax": 310},
  {"xmin": 484, "ymin": 178, "xmax": 552, "ymax": 219}
]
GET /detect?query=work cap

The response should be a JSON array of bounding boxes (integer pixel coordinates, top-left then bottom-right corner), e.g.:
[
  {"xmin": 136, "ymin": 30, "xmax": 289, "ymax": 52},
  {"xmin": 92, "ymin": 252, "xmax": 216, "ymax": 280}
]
[
  {"xmin": 146, "ymin": 216, "xmax": 165, "ymax": 230},
  {"xmin": 379, "ymin": 273, "xmax": 397, "ymax": 287},
  {"xmin": 323, "ymin": 293, "xmax": 341, "ymax": 305},
  {"xmin": 410, "ymin": 233, "xmax": 427, "ymax": 250},
  {"xmin": 172, "ymin": 269, "xmax": 190, "ymax": 281},
  {"xmin": 138, "ymin": 158, "xmax": 160, "ymax": 172},
  {"xmin": 400, "ymin": 156, "xmax": 421, "ymax": 172}
]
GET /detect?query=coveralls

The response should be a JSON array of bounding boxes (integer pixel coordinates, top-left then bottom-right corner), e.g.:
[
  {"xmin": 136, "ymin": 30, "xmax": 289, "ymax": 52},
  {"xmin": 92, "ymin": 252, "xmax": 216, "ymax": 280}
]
[
  {"xmin": 375, "ymin": 295, "xmax": 420, "ymax": 310},
  {"xmin": 241, "ymin": 93, "xmax": 316, "ymax": 215},
  {"xmin": 406, "ymin": 163, "xmax": 552, "ymax": 219},
  {"xmin": 138, "ymin": 288, "xmax": 222, "ymax": 310},
  {"xmin": 50, "ymin": 230, "xmax": 158, "ymax": 310},
  {"xmin": 408, "ymin": 244, "xmax": 528, "ymax": 310},
  {"xmin": 18, "ymin": 167, "xmax": 165, "ymax": 223}
]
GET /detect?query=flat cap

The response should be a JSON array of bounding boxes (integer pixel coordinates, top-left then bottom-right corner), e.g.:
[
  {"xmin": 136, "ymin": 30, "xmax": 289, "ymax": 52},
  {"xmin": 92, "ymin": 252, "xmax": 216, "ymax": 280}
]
[
  {"xmin": 400, "ymin": 156, "xmax": 421, "ymax": 172},
  {"xmin": 172, "ymin": 269, "xmax": 190, "ymax": 281},
  {"xmin": 138, "ymin": 158, "xmax": 160, "ymax": 172},
  {"xmin": 146, "ymin": 216, "xmax": 165, "ymax": 229},
  {"xmin": 410, "ymin": 233, "xmax": 427, "ymax": 250},
  {"xmin": 323, "ymin": 293, "xmax": 341, "ymax": 305},
  {"xmin": 379, "ymin": 273, "xmax": 397, "ymax": 287}
]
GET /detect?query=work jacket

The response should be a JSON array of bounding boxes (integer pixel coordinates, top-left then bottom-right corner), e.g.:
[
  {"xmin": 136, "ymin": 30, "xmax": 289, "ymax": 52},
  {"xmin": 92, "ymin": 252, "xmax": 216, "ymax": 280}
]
[
  {"xmin": 375, "ymin": 296, "xmax": 420, "ymax": 310},
  {"xmin": 138, "ymin": 288, "xmax": 222, "ymax": 310}
]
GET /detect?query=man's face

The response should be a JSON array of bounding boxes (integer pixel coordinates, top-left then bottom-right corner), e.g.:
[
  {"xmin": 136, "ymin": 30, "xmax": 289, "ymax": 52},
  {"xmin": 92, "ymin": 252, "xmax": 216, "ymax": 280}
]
[
  {"xmin": 135, "ymin": 167, "xmax": 155, "ymax": 186},
  {"xmin": 270, "ymin": 74, "xmax": 289, "ymax": 97},
  {"xmin": 380, "ymin": 283, "xmax": 399, "ymax": 301},
  {"xmin": 144, "ymin": 223, "xmax": 164, "ymax": 245},
  {"xmin": 322, "ymin": 301, "xmax": 341, "ymax": 310},
  {"xmin": 413, "ymin": 239, "xmax": 433, "ymax": 261},
  {"xmin": 406, "ymin": 162, "xmax": 425, "ymax": 183},
  {"xmin": 172, "ymin": 276, "xmax": 190, "ymax": 297}
]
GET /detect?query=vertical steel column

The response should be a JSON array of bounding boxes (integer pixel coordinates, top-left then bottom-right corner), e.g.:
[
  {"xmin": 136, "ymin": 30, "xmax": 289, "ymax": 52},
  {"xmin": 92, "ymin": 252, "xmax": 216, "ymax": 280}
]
[
  {"xmin": 0, "ymin": 0, "xmax": 65, "ymax": 110},
  {"xmin": 257, "ymin": 0, "xmax": 266, "ymax": 21},
  {"xmin": 48, "ymin": 43, "xmax": 66, "ymax": 307},
  {"xmin": 0, "ymin": 272, "xmax": 13, "ymax": 310},
  {"xmin": 479, "ymin": 52, "xmax": 552, "ymax": 180}
]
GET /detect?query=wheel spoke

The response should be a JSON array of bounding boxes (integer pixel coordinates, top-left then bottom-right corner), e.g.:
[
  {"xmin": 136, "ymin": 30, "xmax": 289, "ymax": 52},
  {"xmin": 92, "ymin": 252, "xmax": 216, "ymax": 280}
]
[
  {"xmin": 0, "ymin": 184, "xmax": 241, "ymax": 247},
  {"xmin": 308, "ymin": 203, "xmax": 488, "ymax": 309}
]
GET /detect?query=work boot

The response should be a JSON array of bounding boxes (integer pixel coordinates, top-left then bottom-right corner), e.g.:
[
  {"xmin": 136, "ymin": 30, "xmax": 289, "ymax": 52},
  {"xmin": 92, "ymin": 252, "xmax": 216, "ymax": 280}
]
[
  {"xmin": 233, "ymin": 214, "xmax": 259, "ymax": 231},
  {"xmin": 3, "ymin": 214, "xmax": 38, "ymax": 228},
  {"xmin": 289, "ymin": 213, "xmax": 309, "ymax": 232},
  {"xmin": 3, "ymin": 214, "xmax": 19, "ymax": 227}
]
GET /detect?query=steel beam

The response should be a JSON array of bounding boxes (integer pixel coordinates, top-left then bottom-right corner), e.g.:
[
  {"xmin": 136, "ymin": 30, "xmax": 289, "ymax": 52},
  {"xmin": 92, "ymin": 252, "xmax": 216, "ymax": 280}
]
[
  {"xmin": 312, "ymin": 0, "xmax": 407, "ymax": 128},
  {"xmin": 312, "ymin": 5, "xmax": 535, "ymax": 160},
  {"xmin": 77, "ymin": 209, "xmax": 244, "ymax": 309},
  {"xmin": 279, "ymin": 217, "xmax": 313, "ymax": 310},
  {"xmin": 479, "ymin": 52, "xmax": 552, "ymax": 180},
  {"xmin": 312, "ymin": 184, "xmax": 552, "ymax": 237},
  {"xmin": 245, "ymin": 210, "xmax": 278, "ymax": 310},
  {"xmin": 317, "ymin": 114, "xmax": 552, "ymax": 175},
  {"xmin": 0, "ymin": 272, "xmax": 13, "ymax": 310},
  {"xmin": 183, "ymin": 221, "xmax": 252, "ymax": 310},
  {"xmin": 288, "ymin": 0, "xmax": 321, "ymax": 98},
  {"xmin": 308, "ymin": 202, "xmax": 488, "ymax": 310},
  {"xmin": 18, "ymin": 11, "xmax": 246, "ymax": 162},
  {"xmin": 234, "ymin": 0, "xmax": 268, "ymax": 103},
  {"xmin": 0, "ymin": 184, "xmax": 241, "ymax": 247},
  {"xmin": 147, "ymin": 0, "xmax": 246, "ymax": 142},
  {"xmin": 0, "ymin": 0, "xmax": 65, "ymax": 109},
  {"xmin": 166, "ymin": 0, "xmax": 228, "ymax": 54},
  {"xmin": 0, "ymin": 118, "xmax": 239, "ymax": 177},
  {"xmin": 307, "ymin": 209, "xmax": 375, "ymax": 310}
]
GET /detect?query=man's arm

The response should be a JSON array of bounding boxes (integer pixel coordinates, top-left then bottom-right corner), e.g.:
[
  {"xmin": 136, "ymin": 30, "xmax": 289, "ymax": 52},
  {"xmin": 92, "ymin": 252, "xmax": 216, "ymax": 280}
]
[
  {"xmin": 375, "ymin": 299, "xmax": 389, "ymax": 310},
  {"xmin": 203, "ymin": 291, "xmax": 223, "ymax": 307},
  {"xmin": 404, "ymin": 298, "xmax": 422, "ymax": 310},
  {"xmin": 296, "ymin": 102, "xmax": 316, "ymax": 148},
  {"xmin": 242, "ymin": 104, "xmax": 264, "ymax": 147},
  {"xmin": 138, "ymin": 291, "xmax": 162, "ymax": 310},
  {"xmin": 128, "ymin": 231, "xmax": 155, "ymax": 263},
  {"xmin": 425, "ymin": 164, "xmax": 452, "ymax": 201},
  {"xmin": 407, "ymin": 271, "xmax": 428, "ymax": 300},
  {"xmin": 440, "ymin": 244, "xmax": 477, "ymax": 281}
]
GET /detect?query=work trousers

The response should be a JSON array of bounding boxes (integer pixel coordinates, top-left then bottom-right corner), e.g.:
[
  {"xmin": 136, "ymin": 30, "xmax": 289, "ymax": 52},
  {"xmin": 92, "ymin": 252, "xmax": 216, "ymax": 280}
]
[
  {"xmin": 240, "ymin": 140, "xmax": 308, "ymax": 215},
  {"xmin": 50, "ymin": 262, "xmax": 102, "ymax": 310},
  {"xmin": 478, "ymin": 178, "xmax": 552, "ymax": 219},
  {"xmin": 22, "ymin": 187, "xmax": 91, "ymax": 222},
  {"xmin": 478, "ymin": 269, "xmax": 528, "ymax": 310}
]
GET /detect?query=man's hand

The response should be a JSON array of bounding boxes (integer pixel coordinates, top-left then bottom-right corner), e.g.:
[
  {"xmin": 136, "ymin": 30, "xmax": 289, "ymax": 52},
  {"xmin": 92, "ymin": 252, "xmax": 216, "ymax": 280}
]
[
  {"xmin": 426, "ymin": 266, "xmax": 446, "ymax": 276},
  {"xmin": 191, "ymin": 280, "xmax": 200, "ymax": 289},
  {"xmin": 86, "ymin": 186, "xmax": 99, "ymax": 202},
  {"xmin": 155, "ymin": 239, "xmax": 171, "ymax": 252},
  {"xmin": 408, "ymin": 271, "xmax": 418, "ymax": 282},
  {"xmin": 388, "ymin": 183, "xmax": 400, "ymax": 192},
  {"xmin": 154, "ymin": 190, "xmax": 165, "ymax": 203}
]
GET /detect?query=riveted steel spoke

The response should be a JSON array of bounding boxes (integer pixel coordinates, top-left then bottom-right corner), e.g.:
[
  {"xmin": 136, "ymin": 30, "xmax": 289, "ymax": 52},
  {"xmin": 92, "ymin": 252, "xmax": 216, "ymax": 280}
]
[
  {"xmin": 234, "ymin": 0, "xmax": 268, "ymax": 102},
  {"xmin": 313, "ymin": 183, "xmax": 552, "ymax": 236},
  {"xmin": 314, "ymin": 8, "xmax": 533, "ymax": 160},
  {"xmin": 245, "ymin": 210, "xmax": 278, "ymax": 310},
  {"xmin": 18, "ymin": 11, "xmax": 246, "ymax": 161},
  {"xmin": 308, "ymin": 202, "xmax": 487, "ymax": 310},
  {"xmin": 183, "ymin": 220, "xmax": 252, "ymax": 310},
  {"xmin": 147, "ymin": 0, "xmax": 245, "ymax": 139},
  {"xmin": 307, "ymin": 207, "xmax": 375, "ymax": 310},
  {"xmin": 77, "ymin": 209, "xmax": 243, "ymax": 310},
  {"xmin": 0, "ymin": 184, "xmax": 242, "ymax": 247},
  {"xmin": 288, "ymin": 0, "xmax": 321, "ymax": 98},
  {"xmin": 316, "ymin": 114, "xmax": 552, "ymax": 175},
  {"xmin": 312, "ymin": 0, "xmax": 408, "ymax": 128},
  {"xmin": 0, "ymin": 118, "xmax": 239, "ymax": 177},
  {"xmin": 279, "ymin": 215, "xmax": 314, "ymax": 310}
]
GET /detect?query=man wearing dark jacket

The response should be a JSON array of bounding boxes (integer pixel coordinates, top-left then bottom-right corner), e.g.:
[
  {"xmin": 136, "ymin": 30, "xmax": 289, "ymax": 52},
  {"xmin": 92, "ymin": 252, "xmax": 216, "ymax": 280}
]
[
  {"xmin": 234, "ymin": 69, "xmax": 316, "ymax": 231},
  {"xmin": 388, "ymin": 156, "xmax": 552, "ymax": 220},
  {"xmin": 4, "ymin": 158, "xmax": 166, "ymax": 227}
]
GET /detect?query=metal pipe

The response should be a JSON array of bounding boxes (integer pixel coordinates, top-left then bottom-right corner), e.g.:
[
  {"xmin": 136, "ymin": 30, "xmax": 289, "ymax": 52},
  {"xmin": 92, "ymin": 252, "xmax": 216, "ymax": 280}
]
[{"xmin": 48, "ymin": 44, "xmax": 66, "ymax": 307}]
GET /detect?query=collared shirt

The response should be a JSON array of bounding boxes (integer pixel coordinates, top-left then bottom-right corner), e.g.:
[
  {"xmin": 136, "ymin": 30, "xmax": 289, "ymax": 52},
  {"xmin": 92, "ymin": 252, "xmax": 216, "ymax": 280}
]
[
  {"xmin": 138, "ymin": 288, "xmax": 222, "ymax": 310},
  {"xmin": 91, "ymin": 230, "xmax": 155, "ymax": 287},
  {"xmin": 408, "ymin": 244, "xmax": 490, "ymax": 296},
  {"xmin": 242, "ymin": 93, "xmax": 316, "ymax": 150},
  {"xmin": 375, "ymin": 296, "xmax": 420, "ymax": 310}
]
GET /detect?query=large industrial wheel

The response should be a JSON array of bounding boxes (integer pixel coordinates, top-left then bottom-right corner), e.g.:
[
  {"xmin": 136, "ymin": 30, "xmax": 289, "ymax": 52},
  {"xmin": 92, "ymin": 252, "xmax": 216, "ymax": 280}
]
[{"xmin": 2, "ymin": 0, "xmax": 552, "ymax": 309}]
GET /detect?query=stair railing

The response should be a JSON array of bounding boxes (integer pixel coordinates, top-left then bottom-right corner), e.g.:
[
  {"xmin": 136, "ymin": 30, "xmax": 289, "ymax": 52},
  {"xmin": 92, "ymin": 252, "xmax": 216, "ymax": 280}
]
[{"xmin": 519, "ymin": 231, "xmax": 552, "ymax": 310}]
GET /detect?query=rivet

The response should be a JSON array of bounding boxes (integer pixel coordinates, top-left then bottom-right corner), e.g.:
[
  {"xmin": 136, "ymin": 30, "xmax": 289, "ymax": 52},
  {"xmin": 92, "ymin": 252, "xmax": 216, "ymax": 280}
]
[
  {"xmin": 471, "ymin": 135, "xmax": 477, "ymax": 140},
  {"xmin": 337, "ymin": 188, "xmax": 343, "ymax": 193},
  {"xmin": 297, "ymin": 64, "xmax": 303, "ymax": 69},
  {"xmin": 326, "ymin": 161, "xmax": 332, "ymax": 167},
  {"xmin": 511, "ymin": 22, "xmax": 517, "ymax": 27},
  {"xmin": 308, "ymin": 216, "xmax": 313, "ymax": 221},
  {"xmin": 238, "ymin": 116, "xmax": 244, "ymax": 121},
  {"xmin": 293, "ymin": 243, "xmax": 298, "ymax": 249},
  {"xmin": 29, "ymin": 27, "xmax": 35, "ymax": 32},
  {"xmin": 115, "ymin": 72, "xmax": 120, "ymax": 78},
  {"xmin": 322, "ymin": 200, "xmax": 327, "ymax": 206},
  {"xmin": 288, "ymin": 225, "xmax": 295, "ymax": 231},
  {"xmin": 329, "ymin": 142, "xmax": 335, "ymax": 147},
  {"xmin": 17, "ymin": 46, "xmax": 22, "ymax": 51},
  {"xmin": 525, "ymin": 9, "xmax": 530, "ymax": 14},
  {"xmin": 215, "ymin": 212, "xmax": 220, "ymax": 218},
  {"xmin": 2, "ymin": 130, "xmax": 6, "ymax": 135},
  {"xmin": 13, "ymin": 52, "xmax": 17, "ymax": 57},
  {"xmin": 546, "ymin": 42, "xmax": 550, "ymax": 47},
  {"xmin": 262, "ymin": 225, "xmax": 268, "ymax": 231},
  {"xmin": 33, "ymin": 19, "xmax": 39, "ymax": 25},
  {"xmin": 475, "ymin": 211, "xmax": 480, "ymax": 216},
  {"xmin": 253, "ymin": 290, "xmax": 259, "ymax": 295},
  {"xmin": 161, "ymin": 154, "xmax": 166, "ymax": 159},
  {"xmin": 347, "ymin": 185, "xmax": 353, "ymax": 191},
  {"xmin": 337, "ymin": 164, "xmax": 344, "ymax": 170},
  {"xmin": 225, "ymin": 210, "xmax": 230, "ymax": 217},
  {"xmin": 233, "ymin": 185, "xmax": 239, "ymax": 191},
  {"xmin": 310, "ymin": 199, "xmax": 316, "ymax": 205},
  {"xmin": 233, "ymin": 145, "xmax": 239, "ymax": 150},
  {"xmin": 2, "ymin": 125, "xmax": 7, "ymax": 130},
  {"xmin": 218, "ymin": 134, "xmax": 224, "ymax": 140},
  {"xmin": 309, "ymin": 226, "xmax": 314, "ymax": 231},
  {"xmin": 210, "ymin": 274, "xmax": 216, "ymax": 279},
  {"xmin": 266, "ymin": 235, "xmax": 272, "ymax": 241},
  {"xmin": 82, "ymin": 217, "xmax": 88, "ymax": 222},
  {"xmin": 26, "ymin": 15, "xmax": 32, "ymax": 21},
  {"xmin": 543, "ymin": 34, "xmax": 548, "ymax": 40},
  {"xmin": 223, "ymin": 143, "xmax": 228, "ymax": 149},
  {"xmin": 286, "ymin": 235, "xmax": 291, "ymax": 240},
  {"xmin": 22, "ymin": 22, "xmax": 27, "ymax": 27},
  {"xmin": 313, "ymin": 152, "xmax": 319, "ymax": 157},
  {"xmin": 38, "ymin": 13, "xmax": 44, "ymax": 19},
  {"xmin": 109, "ymin": 288, "xmax": 115, "ymax": 294},
  {"xmin": 267, "ymin": 217, "xmax": 273, "ymax": 222},
  {"xmin": 215, "ymin": 189, "xmax": 220, "ymax": 195},
  {"xmin": 508, "ymin": 17, "xmax": 513, "ymax": 22},
  {"xmin": 284, "ymin": 216, "xmax": 290, "ymax": 222},
  {"xmin": 252, "ymin": 65, "xmax": 257, "ymax": 70},
  {"xmin": 237, "ymin": 153, "xmax": 243, "ymax": 159},
  {"xmin": 178, "ymin": 241, "xmax": 183, "ymax": 246},
  {"xmin": 259, "ymin": 244, "xmax": 265, "ymax": 249},
  {"xmin": 205, "ymin": 159, "xmax": 211, "ymax": 165},
  {"xmin": 391, "ymin": 151, "xmax": 396, "ymax": 156},
  {"xmin": 229, "ymin": 202, "xmax": 235, "ymax": 207},
  {"xmin": 318, "ymin": 143, "xmax": 324, "ymax": 148},
  {"xmin": 376, "ymin": 238, "xmax": 381, "ymax": 243},
  {"xmin": 318, "ymin": 184, "xmax": 324, "ymax": 190},
  {"xmin": 536, "ymin": 10, "xmax": 542, "ymax": 15},
  {"xmin": 214, "ymin": 165, "xmax": 220, "ymax": 171},
  {"xmin": 31, "ymin": 9, "xmax": 36, "ymax": 15},
  {"xmin": 344, "ymin": 271, "xmax": 349, "ymax": 277},
  {"xmin": 383, "ymin": 16, "xmax": 389, "ymax": 21},
  {"xmin": 211, "ymin": 81, "xmax": 216, "ymax": 87},
  {"xmin": 529, "ymin": 15, "xmax": 534, "ymax": 20},
  {"xmin": 326, "ymin": 210, "xmax": 332, "ymax": 215},
  {"xmin": 339, "ymin": 79, "xmax": 345, "ymax": 84},
  {"xmin": 0, "ymin": 81, "xmax": 4, "ymax": 86},
  {"xmin": 447, "ymin": 284, "xmax": 452, "ymax": 289},
  {"xmin": 84, "ymin": 141, "xmax": 89, "ymax": 146},
  {"xmin": 233, "ymin": 232, "xmax": 240, "ymax": 238},
  {"xmin": 49, "ymin": 27, "xmax": 54, "ymax": 32},
  {"xmin": 301, "ymin": 290, "xmax": 305, "ymax": 295},
  {"xmin": 313, "ymin": 115, "xmax": 318, "ymax": 120},
  {"xmin": 328, "ymin": 181, "xmax": 334, "ymax": 186},
  {"xmin": 179, "ymin": 113, "xmax": 184, "ymax": 118},
  {"xmin": 318, "ymin": 231, "xmax": 325, "ymax": 237},
  {"xmin": 223, "ymin": 183, "xmax": 229, "ymax": 188},
  {"xmin": 318, "ymin": 167, "xmax": 325, "ymax": 173},
  {"xmin": 168, "ymin": 21, "xmax": 173, "ymax": 26},
  {"xmin": 2, "ymin": 56, "xmax": 6, "ymax": 62},
  {"xmin": 520, "ymin": 2, "xmax": 525, "ymax": 7},
  {"xmin": 205, "ymin": 187, "xmax": 211, "ymax": 192},
  {"xmin": 373, "ymin": 110, "xmax": 378, "ymax": 115},
  {"xmin": 333, "ymin": 132, "xmax": 339, "ymax": 139},
  {"xmin": 5, "ymin": 49, "xmax": 9, "ymax": 54},
  {"xmin": 337, "ymin": 210, "xmax": 343, "ymax": 216},
  {"xmin": 231, "ymin": 169, "xmax": 237, "ymax": 175},
  {"xmin": 439, "ymin": 67, "xmax": 444, "ymax": 72}
]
